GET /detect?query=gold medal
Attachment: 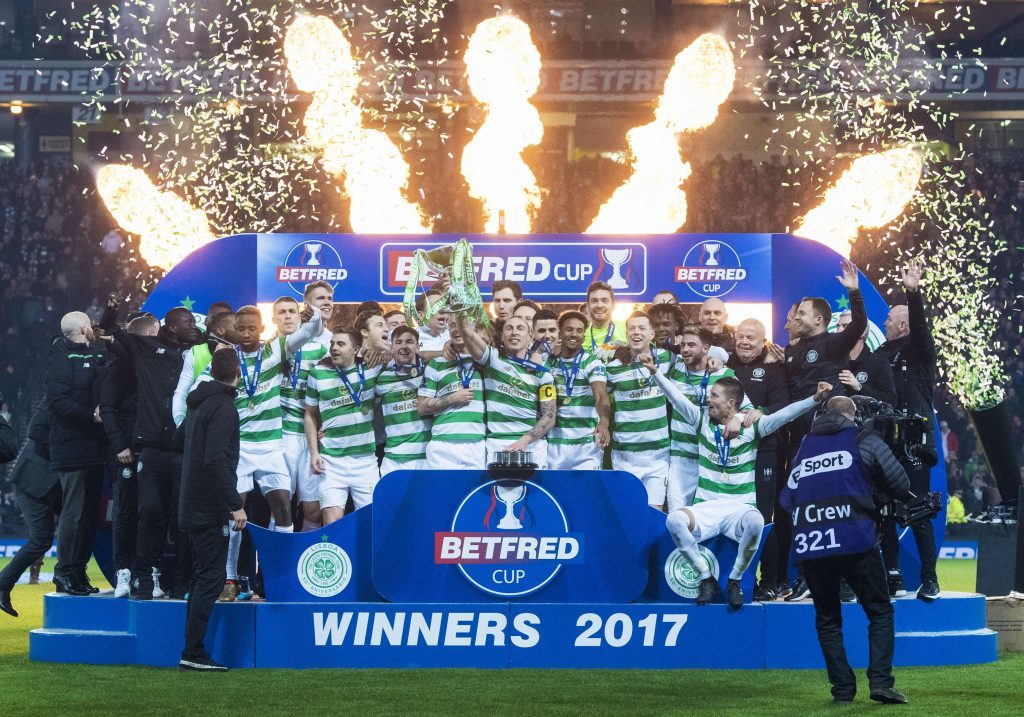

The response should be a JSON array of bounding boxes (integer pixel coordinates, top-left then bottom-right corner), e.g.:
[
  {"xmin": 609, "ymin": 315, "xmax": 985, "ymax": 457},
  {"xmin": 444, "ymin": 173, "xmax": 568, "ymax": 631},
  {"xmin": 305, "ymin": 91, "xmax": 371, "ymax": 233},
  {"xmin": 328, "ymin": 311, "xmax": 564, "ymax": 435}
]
[
  {"xmin": 360, "ymin": 404, "xmax": 371, "ymax": 415},
  {"xmin": 721, "ymin": 470, "xmax": 728, "ymax": 481},
  {"xmin": 562, "ymin": 396, "xmax": 572, "ymax": 406},
  {"xmin": 248, "ymin": 400, "xmax": 255, "ymax": 411},
  {"xmin": 409, "ymin": 367, "xmax": 418, "ymax": 378}
]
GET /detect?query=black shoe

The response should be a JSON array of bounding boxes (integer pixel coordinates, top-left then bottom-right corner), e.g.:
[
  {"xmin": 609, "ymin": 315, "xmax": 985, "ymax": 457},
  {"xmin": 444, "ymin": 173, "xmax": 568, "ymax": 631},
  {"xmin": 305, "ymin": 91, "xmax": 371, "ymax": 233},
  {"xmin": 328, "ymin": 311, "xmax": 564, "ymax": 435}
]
[
  {"xmin": 53, "ymin": 576, "xmax": 90, "ymax": 596},
  {"xmin": 76, "ymin": 574, "xmax": 100, "ymax": 594},
  {"xmin": 775, "ymin": 582, "xmax": 793, "ymax": 600},
  {"xmin": 839, "ymin": 579, "xmax": 856, "ymax": 603},
  {"xmin": 130, "ymin": 576, "xmax": 154, "ymax": 601},
  {"xmin": 753, "ymin": 583, "xmax": 778, "ymax": 602},
  {"xmin": 784, "ymin": 577, "xmax": 811, "ymax": 602},
  {"xmin": 833, "ymin": 696, "xmax": 855, "ymax": 705},
  {"xmin": 917, "ymin": 580, "xmax": 940, "ymax": 602},
  {"xmin": 696, "ymin": 577, "xmax": 720, "ymax": 605},
  {"xmin": 727, "ymin": 579, "xmax": 744, "ymax": 608},
  {"xmin": 887, "ymin": 570, "xmax": 907, "ymax": 598},
  {"xmin": 869, "ymin": 687, "xmax": 908, "ymax": 704},
  {"xmin": 0, "ymin": 587, "xmax": 17, "ymax": 617},
  {"xmin": 178, "ymin": 654, "xmax": 228, "ymax": 672}
]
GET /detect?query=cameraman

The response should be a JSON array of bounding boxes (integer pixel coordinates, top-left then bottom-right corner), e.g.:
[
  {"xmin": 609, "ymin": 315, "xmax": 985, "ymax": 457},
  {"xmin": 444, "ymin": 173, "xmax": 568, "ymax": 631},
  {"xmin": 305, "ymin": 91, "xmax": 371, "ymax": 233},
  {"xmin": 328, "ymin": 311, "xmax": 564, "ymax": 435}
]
[
  {"xmin": 782, "ymin": 396, "xmax": 910, "ymax": 705},
  {"xmin": 875, "ymin": 260, "xmax": 940, "ymax": 601}
]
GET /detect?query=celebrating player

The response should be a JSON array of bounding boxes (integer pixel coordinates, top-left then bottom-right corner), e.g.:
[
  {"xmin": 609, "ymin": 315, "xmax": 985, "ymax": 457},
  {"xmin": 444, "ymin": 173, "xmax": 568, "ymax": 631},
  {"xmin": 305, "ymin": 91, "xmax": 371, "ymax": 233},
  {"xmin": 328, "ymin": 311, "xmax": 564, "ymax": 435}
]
[
  {"xmin": 305, "ymin": 327, "xmax": 381, "ymax": 524},
  {"xmin": 418, "ymin": 320, "xmax": 487, "ymax": 469},
  {"xmin": 456, "ymin": 312, "xmax": 556, "ymax": 467},
  {"xmin": 374, "ymin": 326, "xmax": 433, "ymax": 474},
  {"xmin": 605, "ymin": 311, "xmax": 672, "ymax": 507},
  {"xmin": 644, "ymin": 352, "xmax": 831, "ymax": 607},
  {"xmin": 547, "ymin": 311, "xmax": 611, "ymax": 470}
]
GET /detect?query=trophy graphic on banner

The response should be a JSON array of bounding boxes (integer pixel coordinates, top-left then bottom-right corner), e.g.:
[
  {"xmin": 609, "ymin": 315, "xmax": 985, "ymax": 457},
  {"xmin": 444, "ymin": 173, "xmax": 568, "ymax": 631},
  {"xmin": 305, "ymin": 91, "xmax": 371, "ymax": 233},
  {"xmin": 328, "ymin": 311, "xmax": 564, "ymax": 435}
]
[
  {"xmin": 403, "ymin": 238, "xmax": 490, "ymax": 329},
  {"xmin": 702, "ymin": 241, "xmax": 721, "ymax": 266},
  {"xmin": 495, "ymin": 483, "xmax": 528, "ymax": 530},
  {"xmin": 601, "ymin": 247, "xmax": 632, "ymax": 289},
  {"xmin": 304, "ymin": 242, "xmax": 323, "ymax": 266}
]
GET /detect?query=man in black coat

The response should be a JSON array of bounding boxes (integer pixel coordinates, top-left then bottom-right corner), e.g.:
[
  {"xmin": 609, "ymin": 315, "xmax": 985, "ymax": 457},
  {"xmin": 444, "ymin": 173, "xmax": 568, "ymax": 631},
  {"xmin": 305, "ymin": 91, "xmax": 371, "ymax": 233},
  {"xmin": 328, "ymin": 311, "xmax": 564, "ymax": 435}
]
[
  {"xmin": 107, "ymin": 297, "xmax": 202, "ymax": 599},
  {"xmin": 728, "ymin": 318, "xmax": 792, "ymax": 600},
  {"xmin": 834, "ymin": 311, "xmax": 897, "ymax": 406},
  {"xmin": 0, "ymin": 409, "xmax": 61, "ymax": 617},
  {"xmin": 46, "ymin": 311, "xmax": 108, "ymax": 596},
  {"xmin": 874, "ymin": 260, "xmax": 941, "ymax": 600},
  {"xmin": 177, "ymin": 349, "xmax": 245, "ymax": 672}
]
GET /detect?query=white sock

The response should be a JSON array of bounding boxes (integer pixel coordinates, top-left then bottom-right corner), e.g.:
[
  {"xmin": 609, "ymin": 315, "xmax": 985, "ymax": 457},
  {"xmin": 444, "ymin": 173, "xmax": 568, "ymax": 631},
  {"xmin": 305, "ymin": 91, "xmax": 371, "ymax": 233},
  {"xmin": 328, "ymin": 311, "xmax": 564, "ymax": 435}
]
[
  {"xmin": 730, "ymin": 511, "xmax": 765, "ymax": 581},
  {"xmin": 666, "ymin": 511, "xmax": 711, "ymax": 579},
  {"xmin": 273, "ymin": 523, "xmax": 293, "ymax": 533},
  {"xmin": 225, "ymin": 523, "xmax": 242, "ymax": 581},
  {"xmin": 301, "ymin": 518, "xmax": 321, "ymax": 532}
]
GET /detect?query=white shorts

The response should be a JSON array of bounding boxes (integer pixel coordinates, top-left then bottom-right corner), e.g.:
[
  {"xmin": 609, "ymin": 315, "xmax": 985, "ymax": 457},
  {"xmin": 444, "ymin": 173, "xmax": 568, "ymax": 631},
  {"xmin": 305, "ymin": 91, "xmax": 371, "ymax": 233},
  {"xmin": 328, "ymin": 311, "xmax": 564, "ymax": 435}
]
[
  {"xmin": 486, "ymin": 437, "xmax": 548, "ymax": 470},
  {"xmin": 667, "ymin": 454, "xmax": 698, "ymax": 513},
  {"xmin": 547, "ymin": 441, "xmax": 603, "ymax": 471},
  {"xmin": 380, "ymin": 456, "xmax": 426, "ymax": 476},
  {"xmin": 237, "ymin": 444, "xmax": 291, "ymax": 496},
  {"xmin": 681, "ymin": 500, "xmax": 760, "ymax": 543},
  {"xmin": 612, "ymin": 448, "xmax": 669, "ymax": 505},
  {"xmin": 426, "ymin": 440, "xmax": 487, "ymax": 470},
  {"xmin": 320, "ymin": 453, "xmax": 379, "ymax": 510},
  {"xmin": 283, "ymin": 432, "xmax": 320, "ymax": 502}
]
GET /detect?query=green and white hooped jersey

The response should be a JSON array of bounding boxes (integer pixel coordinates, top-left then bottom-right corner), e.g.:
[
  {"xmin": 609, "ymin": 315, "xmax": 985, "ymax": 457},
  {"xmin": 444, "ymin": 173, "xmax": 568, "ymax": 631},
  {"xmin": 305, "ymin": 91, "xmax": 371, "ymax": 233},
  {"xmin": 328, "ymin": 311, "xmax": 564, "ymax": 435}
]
[
  {"xmin": 481, "ymin": 346, "xmax": 556, "ymax": 440},
  {"xmin": 235, "ymin": 343, "xmax": 286, "ymax": 446},
  {"xmin": 693, "ymin": 414, "xmax": 764, "ymax": 506},
  {"xmin": 279, "ymin": 334, "xmax": 330, "ymax": 435},
  {"xmin": 374, "ymin": 365, "xmax": 433, "ymax": 462},
  {"xmin": 305, "ymin": 361, "xmax": 381, "ymax": 459},
  {"xmin": 665, "ymin": 365, "xmax": 739, "ymax": 460},
  {"xmin": 418, "ymin": 356, "xmax": 485, "ymax": 443},
  {"xmin": 605, "ymin": 348, "xmax": 673, "ymax": 452},
  {"xmin": 548, "ymin": 350, "xmax": 606, "ymax": 446}
]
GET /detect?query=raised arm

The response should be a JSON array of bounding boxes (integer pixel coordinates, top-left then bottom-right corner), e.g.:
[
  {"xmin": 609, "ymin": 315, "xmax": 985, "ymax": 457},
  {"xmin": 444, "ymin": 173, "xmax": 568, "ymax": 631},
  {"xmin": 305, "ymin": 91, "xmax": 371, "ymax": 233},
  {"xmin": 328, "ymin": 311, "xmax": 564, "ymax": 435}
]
[
  {"xmin": 830, "ymin": 259, "xmax": 866, "ymax": 358},
  {"xmin": 455, "ymin": 313, "xmax": 488, "ymax": 362},
  {"xmin": 901, "ymin": 259, "xmax": 937, "ymax": 365},
  {"xmin": 646, "ymin": 359, "xmax": 700, "ymax": 426},
  {"xmin": 757, "ymin": 381, "xmax": 831, "ymax": 436},
  {"xmin": 286, "ymin": 305, "xmax": 323, "ymax": 353}
]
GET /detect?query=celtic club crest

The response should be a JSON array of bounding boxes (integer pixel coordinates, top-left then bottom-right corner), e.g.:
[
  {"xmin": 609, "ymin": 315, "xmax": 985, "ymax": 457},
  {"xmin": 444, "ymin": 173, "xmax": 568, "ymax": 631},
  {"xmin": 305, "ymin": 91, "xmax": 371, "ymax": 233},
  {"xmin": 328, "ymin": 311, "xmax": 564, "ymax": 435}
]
[
  {"xmin": 296, "ymin": 540, "xmax": 352, "ymax": 598},
  {"xmin": 664, "ymin": 546, "xmax": 720, "ymax": 599}
]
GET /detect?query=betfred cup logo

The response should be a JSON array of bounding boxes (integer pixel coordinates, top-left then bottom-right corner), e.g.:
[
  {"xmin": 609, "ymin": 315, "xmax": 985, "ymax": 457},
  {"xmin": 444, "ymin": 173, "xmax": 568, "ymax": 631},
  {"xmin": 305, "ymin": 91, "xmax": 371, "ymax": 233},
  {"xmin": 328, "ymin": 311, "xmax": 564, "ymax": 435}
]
[
  {"xmin": 701, "ymin": 242, "xmax": 721, "ymax": 266},
  {"xmin": 277, "ymin": 239, "xmax": 348, "ymax": 296},
  {"xmin": 435, "ymin": 480, "xmax": 584, "ymax": 597},
  {"xmin": 601, "ymin": 247, "xmax": 632, "ymax": 289}
]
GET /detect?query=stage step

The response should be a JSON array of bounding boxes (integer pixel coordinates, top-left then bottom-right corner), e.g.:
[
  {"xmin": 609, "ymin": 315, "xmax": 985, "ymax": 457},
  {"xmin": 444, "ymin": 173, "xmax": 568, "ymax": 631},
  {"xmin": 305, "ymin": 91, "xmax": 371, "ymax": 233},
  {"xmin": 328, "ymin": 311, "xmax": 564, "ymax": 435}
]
[
  {"xmin": 30, "ymin": 628, "xmax": 135, "ymax": 665},
  {"xmin": 43, "ymin": 592, "xmax": 130, "ymax": 632},
  {"xmin": 894, "ymin": 629, "xmax": 998, "ymax": 666}
]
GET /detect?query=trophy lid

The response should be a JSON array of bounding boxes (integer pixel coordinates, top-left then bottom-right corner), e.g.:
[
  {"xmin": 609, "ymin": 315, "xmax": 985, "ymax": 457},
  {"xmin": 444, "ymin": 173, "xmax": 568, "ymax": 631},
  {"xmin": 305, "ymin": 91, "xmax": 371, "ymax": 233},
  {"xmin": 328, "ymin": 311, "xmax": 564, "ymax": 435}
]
[{"xmin": 488, "ymin": 450, "xmax": 538, "ymax": 472}]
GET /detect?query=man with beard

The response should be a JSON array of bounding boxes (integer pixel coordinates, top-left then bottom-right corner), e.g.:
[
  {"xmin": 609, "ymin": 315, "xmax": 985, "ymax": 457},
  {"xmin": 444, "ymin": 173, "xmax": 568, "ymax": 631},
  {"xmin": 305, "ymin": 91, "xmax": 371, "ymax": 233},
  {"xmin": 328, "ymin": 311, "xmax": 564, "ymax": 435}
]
[
  {"xmin": 728, "ymin": 318, "xmax": 791, "ymax": 600},
  {"xmin": 173, "ymin": 309, "xmax": 239, "ymax": 426},
  {"xmin": 374, "ymin": 326, "xmax": 433, "ymax": 474},
  {"xmin": 457, "ymin": 312, "xmax": 557, "ymax": 468},
  {"xmin": 418, "ymin": 321, "xmax": 487, "ymax": 469},
  {"xmin": 547, "ymin": 311, "xmax": 611, "ymax": 471},
  {"xmin": 582, "ymin": 281, "xmax": 627, "ymax": 352}
]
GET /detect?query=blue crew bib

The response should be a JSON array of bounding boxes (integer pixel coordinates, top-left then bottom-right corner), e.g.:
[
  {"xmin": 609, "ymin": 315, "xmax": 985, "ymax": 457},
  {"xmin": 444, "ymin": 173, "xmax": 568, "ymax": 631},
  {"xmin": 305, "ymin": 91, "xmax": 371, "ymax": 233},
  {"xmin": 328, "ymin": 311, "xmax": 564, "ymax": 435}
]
[{"xmin": 780, "ymin": 427, "xmax": 878, "ymax": 561}]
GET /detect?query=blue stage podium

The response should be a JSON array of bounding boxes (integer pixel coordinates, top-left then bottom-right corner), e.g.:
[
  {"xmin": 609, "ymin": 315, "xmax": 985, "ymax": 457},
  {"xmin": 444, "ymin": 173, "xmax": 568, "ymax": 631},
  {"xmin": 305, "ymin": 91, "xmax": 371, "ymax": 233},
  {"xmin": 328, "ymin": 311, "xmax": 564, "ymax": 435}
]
[{"xmin": 30, "ymin": 470, "xmax": 996, "ymax": 669}]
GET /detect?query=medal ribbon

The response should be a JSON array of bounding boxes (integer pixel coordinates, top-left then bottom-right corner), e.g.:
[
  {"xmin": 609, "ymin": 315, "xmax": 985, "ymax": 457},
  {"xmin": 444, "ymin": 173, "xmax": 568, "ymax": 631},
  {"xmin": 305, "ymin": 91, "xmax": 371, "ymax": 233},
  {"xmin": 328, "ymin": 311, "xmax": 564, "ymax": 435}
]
[
  {"xmin": 558, "ymin": 349, "xmax": 584, "ymax": 398},
  {"xmin": 336, "ymin": 362, "xmax": 366, "ymax": 408},
  {"xmin": 685, "ymin": 366, "xmax": 711, "ymax": 406},
  {"xmin": 590, "ymin": 322, "xmax": 615, "ymax": 351},
  {"xmin": 392, "ymin": 356, "xmax": 424, "ymax": 377},
  {"xmin": 456, "ymin": 355, "xmax": 475, "ymax": 388},
  {"xmin": 713, "ymin": 425, "xmax": 731, "ymax": 473},
  {"xmin": 236, "ymin": 346, "xmax": 263, "ymax": 403},
  {"xmin": 507, "ymin": 353, "xmax": 550, "ymax": 374},
  {"xmin": 634, "ymin": 346, "xmax": 660, "ymax": 387}
]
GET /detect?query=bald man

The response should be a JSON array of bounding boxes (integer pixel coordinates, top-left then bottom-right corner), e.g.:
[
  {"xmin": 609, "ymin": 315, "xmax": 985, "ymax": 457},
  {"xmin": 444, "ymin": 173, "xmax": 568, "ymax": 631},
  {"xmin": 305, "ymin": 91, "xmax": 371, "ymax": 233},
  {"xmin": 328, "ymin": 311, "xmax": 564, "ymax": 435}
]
[
  {"xmin": 699, "ymin": 298, "xmax": 735, "ymax": 354},
  {"xmin": 46, "ymin": 310, "xmax": 109, "ymax": 596},
  {"xmin": 874, "ymin": 260, "xmax": 940, "ymax": 601},
  {"xmin": 727, "ymin": 318, "xmax": 792, "ymax": 600}
]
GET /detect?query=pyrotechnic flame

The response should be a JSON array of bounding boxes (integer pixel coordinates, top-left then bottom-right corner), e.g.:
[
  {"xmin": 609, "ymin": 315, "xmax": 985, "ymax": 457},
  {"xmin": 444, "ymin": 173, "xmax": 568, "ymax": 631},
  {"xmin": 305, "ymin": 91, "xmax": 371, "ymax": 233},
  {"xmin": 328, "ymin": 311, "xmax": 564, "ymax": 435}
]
[
  {"xmin": 585, "ymin": 33, "xmax": 735, "ymax": 234},
  {"xmin": 794, "ymin": 147, "xmax": 924, "ymax": 258},
  {"xmin": 284, "ymin": 15, "xmax": 430, "ymax": 234},
  {"xmin": 95, "ymin": 164, "xmax": 214, "ymax": 271},
  {"xmin": 461, "ymin": 16, "xmax": 544, "ymax": 234}
]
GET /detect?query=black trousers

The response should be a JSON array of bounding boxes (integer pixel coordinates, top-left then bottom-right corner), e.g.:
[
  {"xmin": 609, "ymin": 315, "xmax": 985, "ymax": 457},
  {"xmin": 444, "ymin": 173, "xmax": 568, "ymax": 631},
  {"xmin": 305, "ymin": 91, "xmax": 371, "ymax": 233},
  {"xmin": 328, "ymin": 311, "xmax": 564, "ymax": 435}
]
[
  {"xmin": 55, "ymin": 466, "xmax": 103, "ymax": 579},
  {"xmin": 0, "ymin": 485, "xmax": 61, "ymax": 590},
  {"xmin": 754, "ymin": 449, "xmax": 790, "ymax": 588},
  {"xmin": 881, "ymin": 461, "xmax": 938, "ymax": 583},
  {"xmin": 111, "ymin": 455, "xmax": 138, "ymax": 572},
  {"xmin": 134, "ymin": 447, "xmax": 182, "ymax": 578},
  {"xmin": 182, "ymin": 524, "xmax": 228, "ymax": 661},
  {"xmin": 802, "ymin": 548, "xmax": 896, "ymax": 700}
]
